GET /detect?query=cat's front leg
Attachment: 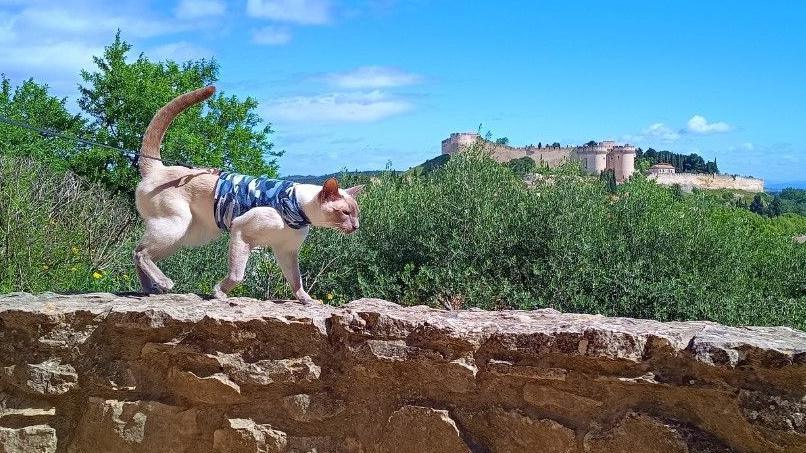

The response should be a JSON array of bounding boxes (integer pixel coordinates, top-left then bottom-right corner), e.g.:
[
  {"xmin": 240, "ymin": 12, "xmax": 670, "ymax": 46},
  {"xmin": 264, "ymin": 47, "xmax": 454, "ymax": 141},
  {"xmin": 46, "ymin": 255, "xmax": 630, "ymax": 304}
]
[
  {"xmin": 275, "ymin": 248, "xmax": 320, "ymax": 304},
  {"xmin": 214, "ymin": 233, "xmax": 252, "ymax": 300}
]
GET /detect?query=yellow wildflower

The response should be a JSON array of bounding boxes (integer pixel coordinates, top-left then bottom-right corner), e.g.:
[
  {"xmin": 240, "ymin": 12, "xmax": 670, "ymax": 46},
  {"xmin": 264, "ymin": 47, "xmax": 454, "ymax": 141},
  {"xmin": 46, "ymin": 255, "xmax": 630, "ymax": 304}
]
[
  {"xmin": 71, "ymin": 246, "xmax": 79, "ymax": 255},
  {"xmin": 92, "ymin": 271, "xmax": 103, "ymax": 279},
  {"xmin": 326, "ymin": 293, "xmax": 334, "ymax": 300},
  {"xmin": 70, "ymin": 267, "xmax": 77, "ymax": 272},
  {"xmin": 42, "ymin": 264, "xmax": 49, "ymax": 271}
]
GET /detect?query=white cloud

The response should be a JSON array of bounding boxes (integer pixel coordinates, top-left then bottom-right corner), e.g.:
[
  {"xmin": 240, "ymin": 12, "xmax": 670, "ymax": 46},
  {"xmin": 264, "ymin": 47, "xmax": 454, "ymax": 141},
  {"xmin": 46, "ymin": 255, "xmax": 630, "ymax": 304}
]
[
  {"xmin": 0, "ymin": 40, "xmax": 100, "ymax": 73},
  {"xmin": 729, "ymin": 142, "xmax": 755, "ymax": 152},
  {"xmin": 149, "ymin": 42, "xmax": 214, "ymax": 61},
  {"xmin": 686, "ymin": 115, "xmax": 732, "ymax": 134},
  {"xmin": 325, "ymin": 66, "xmax": 422, "ymax": 89},
  {"xmin": 0, "ymin": 1, "xmax": 223, "ymax": 98},
  {"xmin": 264, "ymin": 90, "xmax": 413, "ymax": 122},
  {"xmin": 252, "ymin": 26, "xmax": 292, "ymax": 45},
  {"xmin": 18, "ymin": 7, "xmax": 181, "ymax": 38},
  {"xmin": 246, "ymin": 0, "xmax": 332, "ymax": 25},
  {"xmin": 642, "ymin": 122, "xmax": 680, "ymax": 141},
  {"xmin": 174, "ymin": 0, "xmax": 225, "ymax": 19}
]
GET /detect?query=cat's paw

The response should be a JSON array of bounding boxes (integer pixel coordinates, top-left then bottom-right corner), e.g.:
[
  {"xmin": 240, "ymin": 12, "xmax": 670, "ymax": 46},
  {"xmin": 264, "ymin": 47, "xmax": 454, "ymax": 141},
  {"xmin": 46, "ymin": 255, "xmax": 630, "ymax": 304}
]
[
  {"xmin": 294, "ymin": 289, "xmax": 321, "ymax": 305},
  {"xmin": 213, "ymin": 284, "xmax": 229, "ymax": 301}
]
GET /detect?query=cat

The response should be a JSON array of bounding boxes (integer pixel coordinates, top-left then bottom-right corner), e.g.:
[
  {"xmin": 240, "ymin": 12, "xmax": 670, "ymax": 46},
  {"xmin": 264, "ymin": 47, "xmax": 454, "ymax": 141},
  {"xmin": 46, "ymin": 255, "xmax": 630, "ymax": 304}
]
[{"xmin": 133, "ymin": 86, "xmax": 363, "ymax": 303}]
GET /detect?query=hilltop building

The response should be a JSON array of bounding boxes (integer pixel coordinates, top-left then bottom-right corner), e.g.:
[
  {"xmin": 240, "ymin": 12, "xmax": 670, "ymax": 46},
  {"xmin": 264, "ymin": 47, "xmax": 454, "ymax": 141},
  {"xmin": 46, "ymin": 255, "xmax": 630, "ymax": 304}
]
[
  {"xmin": 441, "ymin": 133, "xmax": 636, "ymax": 182},
  {"xmin": 648, "ymin": 163, "xmax": 676, "ymax": 175},
  {"xmin": 439, "ymin": 132, "xmax": 764, "ymax": 191}
]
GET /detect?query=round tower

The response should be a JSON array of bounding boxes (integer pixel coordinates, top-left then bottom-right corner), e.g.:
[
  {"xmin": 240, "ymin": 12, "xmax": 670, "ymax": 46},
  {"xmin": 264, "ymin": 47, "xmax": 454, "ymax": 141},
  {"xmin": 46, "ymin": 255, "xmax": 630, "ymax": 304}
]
[
  {"xmin": 612, "ymin": 145, "xmax": 636, "ymax": 182},
  {"xmin": 577, "ymin": 144, "xmax": 608, "ymax": 175}
]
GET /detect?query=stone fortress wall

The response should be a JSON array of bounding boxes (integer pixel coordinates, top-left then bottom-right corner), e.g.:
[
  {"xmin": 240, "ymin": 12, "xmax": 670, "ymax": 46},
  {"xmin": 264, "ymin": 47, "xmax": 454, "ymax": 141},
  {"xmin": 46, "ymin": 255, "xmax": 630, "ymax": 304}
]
[
  {"xmin": 0, "ymin": 292, "xmax": 803, "ymax": 453},
  {"xmin": 649, "ymin": 173, "xmax": 765, "ymax": 193},
  {"xmin": 441, "ymin": 132, "xmax": 764, "ymax": 192}
]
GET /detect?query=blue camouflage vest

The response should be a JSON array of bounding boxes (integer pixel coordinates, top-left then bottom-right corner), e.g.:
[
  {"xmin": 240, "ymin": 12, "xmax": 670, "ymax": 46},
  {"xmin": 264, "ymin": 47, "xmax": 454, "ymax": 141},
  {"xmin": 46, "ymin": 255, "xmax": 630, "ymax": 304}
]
[{"xmin": 213, "ymin": 172, "xmax": 310, "ymax": 231}]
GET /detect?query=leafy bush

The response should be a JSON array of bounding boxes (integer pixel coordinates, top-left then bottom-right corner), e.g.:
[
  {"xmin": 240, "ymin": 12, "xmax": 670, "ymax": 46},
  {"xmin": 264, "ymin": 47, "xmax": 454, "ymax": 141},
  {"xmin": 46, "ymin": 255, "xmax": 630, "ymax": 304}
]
[
  {"xmin": 1, "ymin": 151, "xmax": 804, "ymax": 330},
  {"xmin": 299, "ymin": 151, "xmax": 806, "ymax": 329},
  {"xmin": 0, "ymin": 156, "xmax": 138, "ymax": 293}
]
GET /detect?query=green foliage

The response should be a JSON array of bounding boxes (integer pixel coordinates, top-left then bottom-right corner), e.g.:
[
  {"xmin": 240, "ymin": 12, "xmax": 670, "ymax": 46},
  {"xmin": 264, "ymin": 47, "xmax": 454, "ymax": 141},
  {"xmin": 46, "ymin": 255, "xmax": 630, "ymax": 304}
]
[
  {"xmin": 777, "ymin": 188, "xmax": 806, "ymax": 216},
  {"xmin": 750, "ymin": 194, "xmax": 766, "ymax": 215},
  {"xmin": 0, "ymin": 76, "xmax": 85, "ymax": 170},
  {"xmin": 298, "ymin": 152, "xmax": 805, "ymax": 329},
  {"xmin": 599, "ymin": 169, "xmax": 617, "ymax": 194},
  {"xmin": 74, "ymin": 32, "xmax": 280, "ymax": 194},
  {"xmin": 2, "ymin": 144, "xmax": 804, "ymax": 330},
  {"xmin": 637, "ymin": 148, "xmax": 718, "ymax": 174},
  {"xmin": 494, "ymin": 137, "xmax": 510, "ymax": 145},
  {"xmin": 1, "ymin": 33, "xmax": 280, "ymax": 196},
  {"xmin": 505, "ymin": 156, "xmax": 537, "ymax": 177},
  {"xmin": 0, "ymin": 156, "xmax": 138, "ymax": 293}
]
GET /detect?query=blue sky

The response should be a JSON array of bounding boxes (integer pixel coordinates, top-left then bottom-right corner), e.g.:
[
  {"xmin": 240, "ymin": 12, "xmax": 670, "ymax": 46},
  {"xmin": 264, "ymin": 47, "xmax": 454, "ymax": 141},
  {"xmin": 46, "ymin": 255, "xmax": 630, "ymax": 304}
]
[{"xmin": 1, "ymin": 1, "xmax": 804, "ymax": 183}]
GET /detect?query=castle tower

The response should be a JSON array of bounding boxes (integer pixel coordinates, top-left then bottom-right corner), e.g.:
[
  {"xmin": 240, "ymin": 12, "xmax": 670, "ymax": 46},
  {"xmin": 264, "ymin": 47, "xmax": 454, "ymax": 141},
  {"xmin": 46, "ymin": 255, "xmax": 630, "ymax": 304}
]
[
  {"xmin": 441, "ymin": 132, "xmax": 480, "ymax": 155},
  {"xmin": 610, "ymin": 145, "xmax": 636, "ymax": 182},
  {"xmin": 577, "ymin": 143, "xmax": 609, "ymax": 175}
]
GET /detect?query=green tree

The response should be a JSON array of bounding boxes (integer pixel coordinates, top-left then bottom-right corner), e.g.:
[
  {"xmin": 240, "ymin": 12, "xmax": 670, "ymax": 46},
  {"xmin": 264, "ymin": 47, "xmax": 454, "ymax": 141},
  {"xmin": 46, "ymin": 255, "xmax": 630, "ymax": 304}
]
[
  {"xmin": 635, "ymin": 158, "xmax": 651, "ymax": 174},
  {"xmin": 768, "ymin": 194, "xmax": 783, "ymax": 217},
  {"xmin": 749, "ymin": 194, "xmax": 766, "ymax": 215},
  {"xmin": 506, "ymin": 156, "xmax": 536, "ymax": 177},
  {"xmin": 76, "ymin": 32, "xmax": 281, "ymax": 194},
  {"xmin": 0, "ymin": 76, "xmax": 85, "ymax": 170},
  {"xmin": 599, "ymin": 168, "xmax": 617, "ymax": 193},
  {"xmin": 494, "ymin": 137, "xmax": 510, "ymax": 145}
]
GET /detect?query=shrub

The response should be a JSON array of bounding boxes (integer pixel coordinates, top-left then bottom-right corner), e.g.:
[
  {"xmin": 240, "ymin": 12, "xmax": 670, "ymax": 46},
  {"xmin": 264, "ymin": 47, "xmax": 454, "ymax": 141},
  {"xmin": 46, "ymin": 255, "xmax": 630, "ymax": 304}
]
[
  {"xmin": 2, "ymin": 152, "xmax": 804, "ymax": 330},
  {"xmin": 0, "ymin": 156, "xmax": 138, "ymax": 293},
  {"xmin": 299, "ymin": 151, "xmax": 806, "ymax": 329}
]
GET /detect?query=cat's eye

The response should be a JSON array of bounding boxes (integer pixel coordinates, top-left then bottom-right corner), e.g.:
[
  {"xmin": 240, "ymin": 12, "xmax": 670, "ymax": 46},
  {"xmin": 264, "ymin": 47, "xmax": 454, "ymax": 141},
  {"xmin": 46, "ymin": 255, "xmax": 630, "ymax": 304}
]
[{"xmin": 341, "ymin": 210, "xmax": 350, "ymax": 216}]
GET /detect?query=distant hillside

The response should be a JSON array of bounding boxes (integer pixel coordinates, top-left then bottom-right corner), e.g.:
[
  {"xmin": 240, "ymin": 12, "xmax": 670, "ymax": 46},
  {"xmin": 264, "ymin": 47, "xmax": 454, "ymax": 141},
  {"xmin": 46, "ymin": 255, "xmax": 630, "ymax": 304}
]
[
  {"xmin": 283, "ymin": 154, "xmax": 452, "ymax": 185},
  {"xmin": 404, "ymin": 154, "xmax": 451, "ymax": 176},
  {"xmin": 767, "ymin": 181, "xmax": 806, "ymax": 192},
  {"xmin": 283, "ymin": 170, "xmax": 389, "ymax": 185}
]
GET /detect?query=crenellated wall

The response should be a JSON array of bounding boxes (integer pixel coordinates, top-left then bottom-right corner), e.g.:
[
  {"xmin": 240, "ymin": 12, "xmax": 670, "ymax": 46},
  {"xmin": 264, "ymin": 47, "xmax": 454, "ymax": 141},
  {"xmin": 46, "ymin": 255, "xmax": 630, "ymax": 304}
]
[{"xmin": 0, "ymin": 293, "xmax": 803, "ymax": 452}]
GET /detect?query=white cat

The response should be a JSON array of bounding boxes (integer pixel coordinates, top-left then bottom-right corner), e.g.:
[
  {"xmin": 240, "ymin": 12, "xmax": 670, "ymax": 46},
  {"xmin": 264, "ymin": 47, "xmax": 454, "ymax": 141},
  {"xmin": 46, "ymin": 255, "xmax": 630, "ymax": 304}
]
[{"xmin": 133, "ymin": 86, "xmax": 362, "ymax": 303}]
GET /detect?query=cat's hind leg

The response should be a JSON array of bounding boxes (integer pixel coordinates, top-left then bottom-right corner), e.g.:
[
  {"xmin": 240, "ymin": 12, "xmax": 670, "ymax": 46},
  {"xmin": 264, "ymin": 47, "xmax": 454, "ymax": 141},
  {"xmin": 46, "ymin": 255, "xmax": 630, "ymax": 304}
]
[{"xmin": 134, "ymin": 215, "xmax": 190, "ymax": 294}]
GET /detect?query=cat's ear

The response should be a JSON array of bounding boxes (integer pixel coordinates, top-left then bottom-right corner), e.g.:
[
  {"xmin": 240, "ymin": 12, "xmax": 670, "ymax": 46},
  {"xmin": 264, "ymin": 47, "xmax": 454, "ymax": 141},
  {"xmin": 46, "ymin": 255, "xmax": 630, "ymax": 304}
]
[
  {"xmin": 319, "ymin": 178, "xmax": 341, "ymax": 202},
  {"xmin": 345, "ymin": 185, "xmax": 365, "ymax": 198}
]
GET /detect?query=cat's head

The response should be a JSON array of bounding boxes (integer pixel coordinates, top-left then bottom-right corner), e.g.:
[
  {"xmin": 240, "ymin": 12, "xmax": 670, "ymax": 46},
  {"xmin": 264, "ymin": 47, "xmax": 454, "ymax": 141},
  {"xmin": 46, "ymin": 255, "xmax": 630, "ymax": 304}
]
[{"xmin": 316, "ymin": 178, "xmax": 364, "ymax": 234}]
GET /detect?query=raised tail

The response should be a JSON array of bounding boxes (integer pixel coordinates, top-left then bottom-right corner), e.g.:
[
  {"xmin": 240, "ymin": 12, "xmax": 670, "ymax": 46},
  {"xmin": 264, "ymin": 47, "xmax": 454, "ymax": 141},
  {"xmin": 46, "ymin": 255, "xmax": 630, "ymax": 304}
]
[{"xmin": 139, "ymin": 86, "xmax": 216, "ymax": 177}]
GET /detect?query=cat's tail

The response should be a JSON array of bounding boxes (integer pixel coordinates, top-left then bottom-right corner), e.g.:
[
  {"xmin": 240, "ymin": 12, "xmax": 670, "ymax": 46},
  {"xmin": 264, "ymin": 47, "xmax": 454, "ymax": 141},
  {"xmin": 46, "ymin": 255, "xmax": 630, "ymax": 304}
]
[{"xmin": 139, "ymin": 86, "xmax": 216, "ymax": 177}]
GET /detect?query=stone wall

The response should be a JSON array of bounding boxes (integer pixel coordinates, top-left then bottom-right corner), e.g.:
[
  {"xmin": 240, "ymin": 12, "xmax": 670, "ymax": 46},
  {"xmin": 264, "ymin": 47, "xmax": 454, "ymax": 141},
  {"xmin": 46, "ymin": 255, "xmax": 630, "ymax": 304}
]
[
  {"xmin": 649, "ymin": 173, "xmax": 764, "ymax": 192},
  {"xmin": 0, "ymin": 292, "xmax": 804, "ymax": 453}
]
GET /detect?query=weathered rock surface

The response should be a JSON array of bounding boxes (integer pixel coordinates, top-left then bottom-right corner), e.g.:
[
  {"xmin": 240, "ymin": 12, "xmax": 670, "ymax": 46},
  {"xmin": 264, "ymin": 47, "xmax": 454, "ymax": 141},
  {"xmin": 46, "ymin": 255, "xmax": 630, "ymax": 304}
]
[{"xmin": 0, "ymin": 292, "xmax": 804, "ymax": 452}]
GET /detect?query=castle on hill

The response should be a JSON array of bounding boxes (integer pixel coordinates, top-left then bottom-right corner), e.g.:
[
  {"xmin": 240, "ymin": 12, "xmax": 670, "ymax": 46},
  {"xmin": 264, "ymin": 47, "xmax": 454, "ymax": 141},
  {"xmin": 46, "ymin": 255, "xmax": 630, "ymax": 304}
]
[
  {"xmin": 440, "ymin": 132, "xmax": 764, "ymax": 191},
  {"xmin": 441, "ymin": 133, "xmax": 636, "ymax": 182}
]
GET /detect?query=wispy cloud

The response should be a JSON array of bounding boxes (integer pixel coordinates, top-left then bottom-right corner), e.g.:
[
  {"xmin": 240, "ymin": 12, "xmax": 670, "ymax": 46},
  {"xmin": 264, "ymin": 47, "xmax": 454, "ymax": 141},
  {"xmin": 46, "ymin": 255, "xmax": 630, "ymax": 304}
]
[
  {"xmin": 149, "ymin": 41, "xmax": 214, "ymax": 61},
  {"xmin": 642, "ymin": 122, "xmax": 680, "ymax": 141},
  {"xmin": 174, "ymin": 0, "xmax": 225, "ymax": 20},
  {"xmin": 728, "ymin": 142, "xmax": 755, "ymax": 151},
  {"xmin": 264, "ymin": 90, "xmax": 413, "ymax": 123},
  {"xmin": 686, "ymin": 115, "xmax": 732, "ymax": 134},
  {"xmin": 252, "ymin": 26, "xmax": 292, "ymax": 45},
  {"xmin": 0, "ymin": 1, "xmax": 216, "ymax": 96},
  {"xmin": 17, "ymin": 6, "xmax": 181, "ymax": 38},
  {"xmin": 246, "ymin": 0, "xmax": 332, "ymax": 25},
  {"xmin": 324, "ymin": 66, "xmax": 422, "ymax": 89}
]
